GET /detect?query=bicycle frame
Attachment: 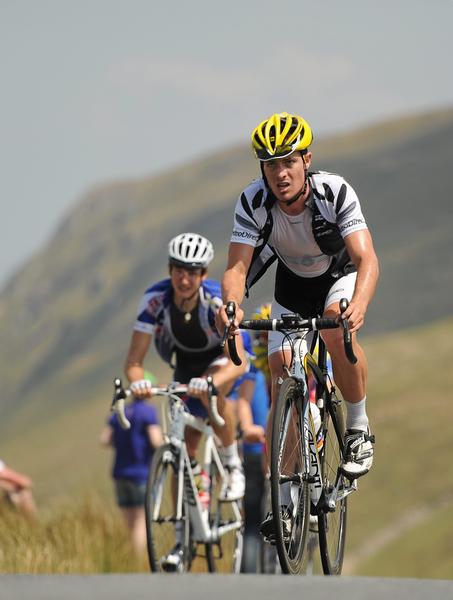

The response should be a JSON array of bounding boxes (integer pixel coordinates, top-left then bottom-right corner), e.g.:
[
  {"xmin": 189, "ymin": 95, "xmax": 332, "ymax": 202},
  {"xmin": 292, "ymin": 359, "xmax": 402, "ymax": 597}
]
[
  {"xmin": 283, "ymin": 332, "xmax": 324, "ymax": 508},
  {"xmin": 158, "ymin": 391, "xmax": 242, "ymax": 544},
  {"xmin": 284, "ymin": 332, "xmax": 357, "ymax": 511}
]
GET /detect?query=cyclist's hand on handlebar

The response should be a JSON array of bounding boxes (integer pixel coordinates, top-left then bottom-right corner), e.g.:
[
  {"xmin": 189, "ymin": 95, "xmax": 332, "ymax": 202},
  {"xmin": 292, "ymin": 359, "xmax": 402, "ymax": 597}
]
[
  {"xmin": 187, "ymin": 377, "xmax": 208, "ymax": 397},
  {"xmin": 215, "ymin": 303, "xmax": 244, "ymax": 337},
  {"xmin": 130, "ymin": 379, "xmax": 153, "ymax": 398},
  {"xmin": 340, "ymin": 298, "xmax": 366, "ymax": 334}
]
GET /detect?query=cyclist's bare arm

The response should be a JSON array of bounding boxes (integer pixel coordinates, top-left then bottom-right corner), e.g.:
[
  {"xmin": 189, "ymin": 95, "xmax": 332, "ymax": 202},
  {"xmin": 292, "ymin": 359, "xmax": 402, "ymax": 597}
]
[
  {"xmin": 147, "ymin": 424, "xmax": 164, "ymax": 448},
  {"xmin": 217, "ymin": 242, "xmax": 254, "ymax": 333},
  {"xmin": 124, "ymin": 330, "xmax": 153, "ymax": 397},
  {"xmin": 237, "ymin": 379, "xmax": 265, "ymax": 444},
  {"xmin": 0, "ymin": 466, "xmax": 33, "ymax": 490},
  {"xmin": 215, "ymin": 335, "xmax": 248, "ymax": 388},
  {"xmin": 341, "ymin": 230, "xmax": 380, "ymax": 333},
  {"xmin": 99, "ymin": 425, "xmax": 113, "ymax": 446}
]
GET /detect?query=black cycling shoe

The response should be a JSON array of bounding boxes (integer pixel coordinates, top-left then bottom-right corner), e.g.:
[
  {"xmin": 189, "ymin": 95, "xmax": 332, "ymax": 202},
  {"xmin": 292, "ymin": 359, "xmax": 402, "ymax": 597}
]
[{"xmin": 259, "ymin": 509, "xmax": 291, "ymax": 544}]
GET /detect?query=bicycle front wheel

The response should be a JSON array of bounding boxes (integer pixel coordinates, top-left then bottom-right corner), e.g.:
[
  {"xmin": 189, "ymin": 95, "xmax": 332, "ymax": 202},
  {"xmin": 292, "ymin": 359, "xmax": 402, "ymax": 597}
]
[
  {"xmin": 318, "ymin": 393, "xmax": 348, "ymax": 575},
  {"xmin": 270, "ymin": 377, "xmax": 310, "ymax": 574},
  {"xmin": 145, "ymin": 444, "xmax": 193, "ymax": 572}
]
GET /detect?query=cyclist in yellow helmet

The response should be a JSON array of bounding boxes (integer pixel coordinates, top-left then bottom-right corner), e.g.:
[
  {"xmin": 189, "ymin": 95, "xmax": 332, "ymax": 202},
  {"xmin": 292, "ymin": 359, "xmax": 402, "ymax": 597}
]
[{"xmin": 217, "ymin": 112, "xmax": 379, "ymax": 508}]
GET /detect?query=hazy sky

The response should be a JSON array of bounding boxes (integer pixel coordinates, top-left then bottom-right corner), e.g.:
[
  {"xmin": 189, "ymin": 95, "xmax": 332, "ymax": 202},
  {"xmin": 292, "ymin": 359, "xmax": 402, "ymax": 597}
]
[{"xmin": 2, "ymin": 0, "xmax": 453, "ymax": 286}]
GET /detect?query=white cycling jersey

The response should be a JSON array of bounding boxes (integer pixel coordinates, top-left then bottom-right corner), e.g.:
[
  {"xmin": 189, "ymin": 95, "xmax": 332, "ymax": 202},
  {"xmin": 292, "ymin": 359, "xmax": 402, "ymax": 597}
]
[{"xmin": 231, "ymin": 171, "xmax": 368, "ymax": 279}]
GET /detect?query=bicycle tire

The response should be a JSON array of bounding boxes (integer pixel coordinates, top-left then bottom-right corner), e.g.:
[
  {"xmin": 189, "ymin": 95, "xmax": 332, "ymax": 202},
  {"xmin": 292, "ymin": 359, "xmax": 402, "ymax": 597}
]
[
  {"xmin": 270, "ymin": 377, "xmax": 310, "ymax": 574},
  {"xmin": 205, "ymin": 460, "xmax": 243, "ymax": 573},
  {"xmin": 260, "ymin": 478, "xmax": 279, "ymax": 573},
  {"xmin": 145, "ymin": 444, "xmax": 193, "ymax": 572},
  {"xmin": 318, "ymin": 392, "xmax": 348, "ymax": 575}
]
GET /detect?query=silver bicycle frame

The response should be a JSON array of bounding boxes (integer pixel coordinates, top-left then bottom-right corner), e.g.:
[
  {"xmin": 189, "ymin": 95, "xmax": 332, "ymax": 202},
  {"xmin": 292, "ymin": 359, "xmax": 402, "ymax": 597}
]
[{"xmin": 160, "ymin": 392, "xmax": 242, "ymax": 544}]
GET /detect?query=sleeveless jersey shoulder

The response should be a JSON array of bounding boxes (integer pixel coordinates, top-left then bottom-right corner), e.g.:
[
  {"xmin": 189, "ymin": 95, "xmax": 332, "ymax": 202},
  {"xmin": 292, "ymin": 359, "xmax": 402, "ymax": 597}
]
[
  {"xmin": 134, "ymin": 278, "xmax": 172, "ymax": 335},
  {"xmin": 309, "ymin": 171, "xmax": 367, "ymax": 237}
]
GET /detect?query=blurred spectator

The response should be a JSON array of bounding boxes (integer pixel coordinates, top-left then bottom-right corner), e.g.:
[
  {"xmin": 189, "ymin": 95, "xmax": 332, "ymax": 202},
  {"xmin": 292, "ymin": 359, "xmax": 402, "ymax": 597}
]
[
  {"xmin": 100, "ymin": 397, "xmax": 163, "ymax": 555},
  {"xmin": 0, "ymin": 459, "xmax": 37, "ymax": 517}
]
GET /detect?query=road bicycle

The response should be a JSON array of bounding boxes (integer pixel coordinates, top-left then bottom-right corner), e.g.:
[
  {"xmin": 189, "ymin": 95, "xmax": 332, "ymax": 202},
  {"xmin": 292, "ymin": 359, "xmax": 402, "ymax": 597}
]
[
  {"xmin": 224, "ymin": 299, "xmax": 358, "ymax": 575},
  {"xmin": 111, "ymin": 377, "xmax": 243, "ymax": 573}
]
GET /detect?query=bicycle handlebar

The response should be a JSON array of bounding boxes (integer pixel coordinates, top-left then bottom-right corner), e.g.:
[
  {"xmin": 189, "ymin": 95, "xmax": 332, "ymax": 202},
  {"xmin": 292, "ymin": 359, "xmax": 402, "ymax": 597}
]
[
  {"xmin": 112, "ymin": 378, "xmax": 132, "ymax": 429},
  {"xmin": 225, "ymin": 298, "xmax": 357, "ymax": 366},
  {"xmin": 111, "ymin": 378, "xmax": 225, "ymax": 430},
  {"xmin": 240, "ymin": 316, "xmax": 339, "ymax": 332},
  {"xmin": 220, "ymin": 301, "xmax": 242, "ymax": 367},
  {"xmin": 206, "ymin": 375, "xmax": 225, "ymax": 427}
]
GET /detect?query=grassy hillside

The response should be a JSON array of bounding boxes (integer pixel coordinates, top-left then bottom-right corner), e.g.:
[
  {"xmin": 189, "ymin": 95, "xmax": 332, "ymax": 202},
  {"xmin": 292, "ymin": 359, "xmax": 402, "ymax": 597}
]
[
  {"xmin": 0, "ymin": 495, "xmax": 147, "ymax": 573},
  {"xmin": 342, "ymin": 316, "xmax": 453, "ymax": 577}
]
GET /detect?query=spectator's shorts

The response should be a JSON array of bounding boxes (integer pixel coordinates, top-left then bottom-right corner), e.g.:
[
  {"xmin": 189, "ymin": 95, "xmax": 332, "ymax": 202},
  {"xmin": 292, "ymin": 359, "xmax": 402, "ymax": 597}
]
[{"xmin": 114, "ymin": 478, "xmax": 147, "ymax": 508}]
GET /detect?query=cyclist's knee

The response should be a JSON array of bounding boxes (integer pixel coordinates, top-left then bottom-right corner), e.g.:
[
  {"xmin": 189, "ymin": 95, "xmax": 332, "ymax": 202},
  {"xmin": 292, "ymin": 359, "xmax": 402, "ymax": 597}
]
[
  {"xmin": 321, "ymin": 328, "xmax": 345, "ymax": 356},
  {"xmin": 269, "ymin": 351, "xmax": 288, "ymax": 403}
]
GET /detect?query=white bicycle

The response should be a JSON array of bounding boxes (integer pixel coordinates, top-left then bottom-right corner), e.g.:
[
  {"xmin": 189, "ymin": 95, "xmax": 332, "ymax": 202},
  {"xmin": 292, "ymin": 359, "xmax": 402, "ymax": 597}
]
[
  {"xmin": 112, "ymin": 377, "xmax": 243, "ymax": 573},
  {"xmin": 227, "ymin": 299, "xmax": 359, "ymax": 575}
]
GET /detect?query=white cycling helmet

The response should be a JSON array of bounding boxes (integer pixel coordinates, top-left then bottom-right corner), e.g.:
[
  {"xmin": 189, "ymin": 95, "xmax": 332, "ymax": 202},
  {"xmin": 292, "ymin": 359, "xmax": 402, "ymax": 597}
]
[{"xmin": 168, "ymin": 233, "xmax": 214, "ymax": 269}]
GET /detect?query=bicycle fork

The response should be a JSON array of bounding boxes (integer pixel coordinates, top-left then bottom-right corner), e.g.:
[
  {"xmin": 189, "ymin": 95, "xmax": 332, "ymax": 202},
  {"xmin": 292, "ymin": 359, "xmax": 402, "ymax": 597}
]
[{"xmin": 302, "ymin": 403, "xmax": 358, "ymax": 512}]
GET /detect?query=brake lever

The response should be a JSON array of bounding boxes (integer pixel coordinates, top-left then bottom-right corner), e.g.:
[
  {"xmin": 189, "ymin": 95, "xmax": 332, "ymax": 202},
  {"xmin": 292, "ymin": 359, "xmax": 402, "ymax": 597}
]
[
  {"xmin": 206, "ymin": 375, "xmax": 225, "ymax": 428},
  {"xmin": 221, "ymin": 301, "xmax": 242, "ymax": 366},
  {"xmin": 111, "ymin": 377, "xmax": 131, "ymax": 430},
  {"xmin": 339, "ymin": 298, "xmax": 358, "ymax": 365}
]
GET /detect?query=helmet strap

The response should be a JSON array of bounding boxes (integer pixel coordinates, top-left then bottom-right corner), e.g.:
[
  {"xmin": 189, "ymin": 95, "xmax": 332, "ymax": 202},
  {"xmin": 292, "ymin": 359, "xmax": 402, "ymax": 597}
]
[{"xmin": 280, "ymin": 172, "xmax": 308, "ymax": 207}]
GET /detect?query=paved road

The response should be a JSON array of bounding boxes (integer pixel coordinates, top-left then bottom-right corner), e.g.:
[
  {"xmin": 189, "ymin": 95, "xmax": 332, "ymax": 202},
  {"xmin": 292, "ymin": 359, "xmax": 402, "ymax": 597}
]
[{"xmin": 1, "ymin": 575, "xmax": 452, "ymax": 600}]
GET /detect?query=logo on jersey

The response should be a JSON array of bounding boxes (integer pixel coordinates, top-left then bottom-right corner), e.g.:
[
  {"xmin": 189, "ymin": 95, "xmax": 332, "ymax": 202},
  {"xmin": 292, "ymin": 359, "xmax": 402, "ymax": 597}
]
[
  {"xmin": 340, "ymin": 218, "xmax": 364, "ymax": 232},
  {"xmin": 232, "ymin": 229, "xmax": 259, "ymax": 241},
  {"xmin": 146, "ymin": 296, "xmax": 161, "ymax": 315}
]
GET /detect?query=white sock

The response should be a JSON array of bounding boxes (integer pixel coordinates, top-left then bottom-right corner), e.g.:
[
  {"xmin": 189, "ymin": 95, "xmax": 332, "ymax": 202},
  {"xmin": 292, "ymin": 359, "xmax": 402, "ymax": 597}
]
[
  {"xmin": 345, "ymin": 397, "xmax": 369, "ymax": 432},
  {"xmin": 219, "ymin": 442, "xmax": 241, "ymax": 467}
]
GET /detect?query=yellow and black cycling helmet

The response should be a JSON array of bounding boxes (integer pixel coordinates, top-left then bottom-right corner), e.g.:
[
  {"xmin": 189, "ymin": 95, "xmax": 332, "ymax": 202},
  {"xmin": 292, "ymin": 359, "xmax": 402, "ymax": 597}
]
[{"xmin": 251, "ymin": 112, "xmax": 313, "ymax": 161}]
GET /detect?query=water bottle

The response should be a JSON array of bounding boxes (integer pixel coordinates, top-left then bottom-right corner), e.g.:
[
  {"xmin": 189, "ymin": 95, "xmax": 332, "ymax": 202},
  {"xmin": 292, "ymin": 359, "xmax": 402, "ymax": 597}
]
[
  {"xmin": 310, "ymin": 402, "xmax": 324, "ymax": 450},
  {"xmin": 310, "ymin": 402, "xmax": 322, "ymax": 433},
  {"xmin": 198, "ymin": 470, "xmax": 211, "ymax": 510},
  {"xmin": 191, "ymin": 459, "xmax": 210, "ymax": 510}
]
